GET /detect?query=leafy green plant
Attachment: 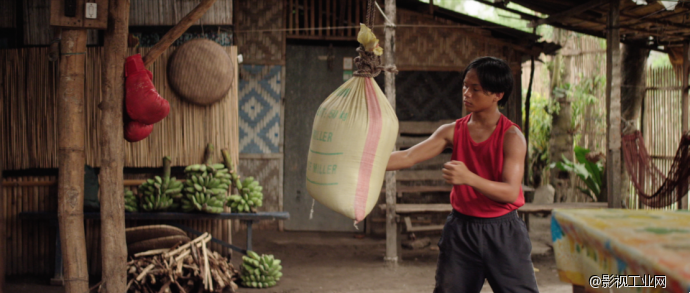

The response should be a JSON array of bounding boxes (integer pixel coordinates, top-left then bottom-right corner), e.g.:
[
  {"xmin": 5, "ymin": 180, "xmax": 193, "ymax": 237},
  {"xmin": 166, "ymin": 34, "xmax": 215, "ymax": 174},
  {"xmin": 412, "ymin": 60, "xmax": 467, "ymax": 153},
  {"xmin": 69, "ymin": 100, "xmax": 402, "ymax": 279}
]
[
  {"xmin": 523, "ymin": 92, "xmax": 555, "ymax": 186},
  {"xmin": 549, "ymin": 146, "xmax": 603, "ymax": 201}
]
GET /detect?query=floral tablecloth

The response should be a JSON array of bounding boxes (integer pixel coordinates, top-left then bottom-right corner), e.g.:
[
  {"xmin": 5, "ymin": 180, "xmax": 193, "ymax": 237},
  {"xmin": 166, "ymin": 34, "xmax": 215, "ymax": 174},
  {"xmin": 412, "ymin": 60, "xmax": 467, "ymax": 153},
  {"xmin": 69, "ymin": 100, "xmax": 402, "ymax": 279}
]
[{"xmin": 551, "ymin": 208, "xmax": 690, "ymax": 293}]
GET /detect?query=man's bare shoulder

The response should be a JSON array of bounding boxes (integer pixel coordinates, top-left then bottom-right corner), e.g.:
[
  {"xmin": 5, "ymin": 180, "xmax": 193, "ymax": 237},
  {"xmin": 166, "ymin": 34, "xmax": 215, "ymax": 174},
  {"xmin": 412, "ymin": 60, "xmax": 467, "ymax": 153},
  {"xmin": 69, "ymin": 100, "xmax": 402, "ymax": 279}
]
[
  {"xmin": 504, "ymin": 126, "xmax": 526, "ymax": 148},
  {"xmin": 435, "ymin": 122, "xmax": 456, "ymax": 142}
]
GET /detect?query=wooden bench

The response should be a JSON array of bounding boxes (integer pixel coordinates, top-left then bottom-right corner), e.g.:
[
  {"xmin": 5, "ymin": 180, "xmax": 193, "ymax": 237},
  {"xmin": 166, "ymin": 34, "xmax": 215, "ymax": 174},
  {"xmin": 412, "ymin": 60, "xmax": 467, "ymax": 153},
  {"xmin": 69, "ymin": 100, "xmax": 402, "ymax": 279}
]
[{"xmin": 379, "ymin": 201, "xmax": 607, "ymax": 232}]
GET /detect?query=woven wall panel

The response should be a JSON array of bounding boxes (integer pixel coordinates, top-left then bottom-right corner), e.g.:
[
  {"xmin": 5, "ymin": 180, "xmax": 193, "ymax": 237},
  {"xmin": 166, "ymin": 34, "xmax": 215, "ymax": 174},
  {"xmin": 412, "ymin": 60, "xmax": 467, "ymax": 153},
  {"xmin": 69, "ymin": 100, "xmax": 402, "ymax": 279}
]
[
  {"xmin": 238, "ymin": 65, "xmax": 282, "ymax": 153},
  {"xmin": 375, "ymin": 71, "xmax": 464, "ymax": 121},
  {"xmin": 1, "ymin": 46, "xmax": 239, "ymax": 170},
  {"xmin": 129, "ymin": 0, "xmax": 233, "ymax": 26},
  {"xmin": 238, "ymin": 157, "xmax": 281, "ymax": 230},
  {"xmin": 234, "ymin": 0, "xmax": 285, "ymax": 65},
  {"xmin": 394, "ymin": 9, "xmax": 512, "ymax": 70}
]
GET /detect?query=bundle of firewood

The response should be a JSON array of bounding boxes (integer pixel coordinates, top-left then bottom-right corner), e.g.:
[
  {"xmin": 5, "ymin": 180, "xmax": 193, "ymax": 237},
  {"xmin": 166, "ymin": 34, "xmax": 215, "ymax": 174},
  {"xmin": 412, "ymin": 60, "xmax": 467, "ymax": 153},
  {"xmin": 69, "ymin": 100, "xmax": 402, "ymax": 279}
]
[{"xmin": 125, "ymin": 232, "xmax": 239, "ymax": 293}]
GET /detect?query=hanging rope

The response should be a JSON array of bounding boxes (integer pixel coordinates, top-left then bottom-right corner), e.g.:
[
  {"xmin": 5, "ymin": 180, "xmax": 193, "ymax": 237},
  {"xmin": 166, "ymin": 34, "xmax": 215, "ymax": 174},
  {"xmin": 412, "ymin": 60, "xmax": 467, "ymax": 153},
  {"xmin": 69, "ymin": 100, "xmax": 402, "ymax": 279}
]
[{"xmin": 352, "ymin": 0, "xmax": 397, "ymax": 78}]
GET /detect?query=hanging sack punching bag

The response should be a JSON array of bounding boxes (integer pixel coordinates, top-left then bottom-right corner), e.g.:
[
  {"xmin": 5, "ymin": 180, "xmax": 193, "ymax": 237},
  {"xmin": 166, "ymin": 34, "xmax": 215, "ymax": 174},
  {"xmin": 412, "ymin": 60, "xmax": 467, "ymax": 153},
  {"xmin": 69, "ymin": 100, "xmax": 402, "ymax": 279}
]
[
  {"xmin": 306, "ymin": 23, "xmax": 398, "ymax": 223},
  {"xmin": 125, "ymin": 54, "xmax": 170, "ymax": 125}
]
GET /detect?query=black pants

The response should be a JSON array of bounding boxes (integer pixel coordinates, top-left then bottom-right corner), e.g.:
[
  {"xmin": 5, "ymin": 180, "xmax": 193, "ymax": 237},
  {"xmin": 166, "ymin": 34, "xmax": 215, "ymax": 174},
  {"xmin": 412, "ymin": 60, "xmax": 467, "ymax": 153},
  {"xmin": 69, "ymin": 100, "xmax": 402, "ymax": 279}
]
[{"xmin": 433, "ymin": 210, "xmax": 539, "ymax": 293}]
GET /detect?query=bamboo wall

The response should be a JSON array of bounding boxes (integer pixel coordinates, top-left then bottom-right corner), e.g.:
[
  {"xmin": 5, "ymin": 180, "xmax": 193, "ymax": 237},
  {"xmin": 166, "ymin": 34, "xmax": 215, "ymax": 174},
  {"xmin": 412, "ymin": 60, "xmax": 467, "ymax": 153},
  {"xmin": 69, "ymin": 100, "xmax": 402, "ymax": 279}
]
[
  {"xmin": 129, "ymin": 0, "xmax": 233, "ymax": 26},
  {"xmin": 1, "ymin": 176, "xmax": 234, "ymax": 276},
  {"xmin": 394, "ymin": 9, "xmax": 517, "ymax": 71},
  {"xmin": 634, "ymin": 67, "xmax": 687, "ymax": 209},
  {"xmin": 0, "ymin": 46, "xmax": 240, "ymax": 170},
  {"xmin": 234, "ymin": 0, "xmax": 286, "ymax": 232},
  {"xmin": 0, "ymin": 0, "xmax": 16, "ymax": 28},
  {"xmin": 285, "ymin": 0, "xmax": 369, "ymax": 39},
  {"xmin": 234, "ymin": 0, "xmax": 285, "ymax": 65},
  {"xmin": 22, "ymin": 0, "xmax": 99, "ymax": 45}
]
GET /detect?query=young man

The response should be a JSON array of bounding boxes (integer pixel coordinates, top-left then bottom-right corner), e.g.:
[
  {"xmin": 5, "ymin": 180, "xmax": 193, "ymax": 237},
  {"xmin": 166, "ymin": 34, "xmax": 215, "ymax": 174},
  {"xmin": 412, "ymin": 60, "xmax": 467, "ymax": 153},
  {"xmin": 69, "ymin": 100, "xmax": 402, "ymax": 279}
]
[{"xmin": 386, "ymin": 56, "xmax": 538, "ymax": 293}]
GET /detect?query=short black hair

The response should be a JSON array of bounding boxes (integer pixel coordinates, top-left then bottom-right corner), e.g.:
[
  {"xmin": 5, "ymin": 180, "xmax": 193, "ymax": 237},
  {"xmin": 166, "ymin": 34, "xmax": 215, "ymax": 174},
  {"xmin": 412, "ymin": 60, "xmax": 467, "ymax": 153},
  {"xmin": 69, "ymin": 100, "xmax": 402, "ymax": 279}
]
[{"xmin": 461, "ymin": 56, "xmax": 514, "ymax": 107}]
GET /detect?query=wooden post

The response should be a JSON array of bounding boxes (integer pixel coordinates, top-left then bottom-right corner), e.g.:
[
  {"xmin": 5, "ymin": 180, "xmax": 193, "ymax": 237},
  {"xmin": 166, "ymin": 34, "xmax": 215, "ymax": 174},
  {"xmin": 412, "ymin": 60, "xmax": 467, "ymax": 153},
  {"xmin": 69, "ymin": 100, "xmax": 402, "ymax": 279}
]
[
  {"xmin": 142, "ymin": 0, "xmax": 217, "ymax": 68},
  {"xmin": 524, "ymin": 56, "xmax": 535, "ymax": 186},
  {"xmin": 57, "ymin": 28, "xmax": 89, "ymax": 293},
  {"xmin": 384, "ymin": 0, "xmax": 398, "ymax": 266},
  {"xmin": 680, "ymin": 42, "xmax": 689, "ymax": 209},
  {"xmin": 606, "ymin": 0, "xmax": 622, "ymax": 208},
  {"xmin": 0, "ymin": 148, "xmax": 4, "ymax": 293},
  {"xmin": 99, "ymin": 0, "xmax": 130, "ymax": 292}
]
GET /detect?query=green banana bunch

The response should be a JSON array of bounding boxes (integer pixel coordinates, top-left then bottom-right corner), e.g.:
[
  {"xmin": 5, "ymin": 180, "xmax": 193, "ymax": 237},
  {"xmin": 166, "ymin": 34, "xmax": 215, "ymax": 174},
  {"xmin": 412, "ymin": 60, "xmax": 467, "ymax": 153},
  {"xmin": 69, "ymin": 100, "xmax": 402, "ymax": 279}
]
[
  {"xmin": 226, "ymin": 176, "xmax": 263, "ymax": 213},
  {"xmin": 240, "ymin": 250, "xmax": 282, "ymax": 288},
  {"xmin": 180, "ymin": 163, "xmax": 232, "ymax": 214},
  {"xmin": 124, "ymin": 189, "xmax": 138, "ymax": 212},
  {"xmin": 138, "ymin": 156, "xmax": 183, "ymax": 212}
]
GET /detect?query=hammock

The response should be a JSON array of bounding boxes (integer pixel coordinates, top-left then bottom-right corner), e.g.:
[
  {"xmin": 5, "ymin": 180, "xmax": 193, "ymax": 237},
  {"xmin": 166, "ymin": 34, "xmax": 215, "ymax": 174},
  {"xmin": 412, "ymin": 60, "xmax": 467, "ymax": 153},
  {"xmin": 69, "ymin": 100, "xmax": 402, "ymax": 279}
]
[{"xmin": 621, "ymin": 129, "xmax": 690, "ymax": 208}]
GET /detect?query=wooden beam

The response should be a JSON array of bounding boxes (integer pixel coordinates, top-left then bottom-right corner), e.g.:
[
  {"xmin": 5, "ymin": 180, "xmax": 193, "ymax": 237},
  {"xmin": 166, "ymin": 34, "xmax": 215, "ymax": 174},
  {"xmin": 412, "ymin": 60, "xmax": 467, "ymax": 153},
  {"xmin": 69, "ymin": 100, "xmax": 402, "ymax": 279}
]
[
  {"xmin": 142, "ymin": 0, "xmax": 217, "ymax": 68},
  {"xmin": 681, "ymin": 42, "xmax": 689, "ymax": 210},
  {"xmin": 384, "ymin": 0, "xmax": 398, "ymax": 266},
  {"xmin": 57, "ymin": 28, "xmax": 89, "ymax": 293},
  {"xmin": 606, "ymin": 0, "xmax": 622, "ymax": 208},
  {"xmin": 99, "ymin": 0, "xmax": 130, "ymax": 291},
  {"xmin": 528, "ymin": 0, "xmax": 607, "ymax": 28}
]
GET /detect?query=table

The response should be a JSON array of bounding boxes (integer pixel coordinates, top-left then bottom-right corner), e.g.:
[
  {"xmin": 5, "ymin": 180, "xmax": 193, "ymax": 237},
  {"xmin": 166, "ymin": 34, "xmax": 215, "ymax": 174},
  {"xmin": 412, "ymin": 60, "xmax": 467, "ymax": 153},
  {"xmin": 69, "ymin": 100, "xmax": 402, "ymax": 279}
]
[
  {"xmin": 551, "ymin": 208, "xmax": 690, "ymax": 293},
  {"xmin": 18, "ymin": 211, "xmax": 290, "ymax": 285}
]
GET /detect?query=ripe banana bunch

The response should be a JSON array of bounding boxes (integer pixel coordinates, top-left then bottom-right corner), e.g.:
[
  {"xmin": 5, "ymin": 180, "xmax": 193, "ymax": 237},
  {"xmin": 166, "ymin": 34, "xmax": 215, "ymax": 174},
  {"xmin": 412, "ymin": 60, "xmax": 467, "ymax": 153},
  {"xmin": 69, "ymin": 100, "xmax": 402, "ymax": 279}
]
[
  {"xmin": 124, "ymin": 189, "xmax": 138, "ymax": 212},
  {"xmin": 138, "ymin": 175, "xmax": 183, "ymax": 212},
  {"xmin": 227, "ymin": 176, "xmax": 263, "ymax": 213},
  {"xmin": 241, "ymin": 250, "xmax": 282, "ymax": 288},
  {"xmin": 180, "ymin": 163, "xmax": 232, "ymax": 213}
]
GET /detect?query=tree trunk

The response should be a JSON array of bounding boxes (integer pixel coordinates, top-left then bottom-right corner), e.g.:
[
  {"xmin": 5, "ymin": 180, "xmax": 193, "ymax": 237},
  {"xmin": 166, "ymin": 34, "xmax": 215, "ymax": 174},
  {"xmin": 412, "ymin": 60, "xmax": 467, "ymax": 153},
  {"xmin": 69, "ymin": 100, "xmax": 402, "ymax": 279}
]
[
  {"xmin": 99, "ymin": 0, "xmax": 130, "ymax": 292},
  {"xmin": 620, "ymin": 42, "xmax": 649, "ymax": 208},
  {"xmin": 58, "ymin": 29, "xmax": 89, "ymax": 293},
  {"xmin": 549, "ymin": 28, "xmax": 574, "ymax": 202}
]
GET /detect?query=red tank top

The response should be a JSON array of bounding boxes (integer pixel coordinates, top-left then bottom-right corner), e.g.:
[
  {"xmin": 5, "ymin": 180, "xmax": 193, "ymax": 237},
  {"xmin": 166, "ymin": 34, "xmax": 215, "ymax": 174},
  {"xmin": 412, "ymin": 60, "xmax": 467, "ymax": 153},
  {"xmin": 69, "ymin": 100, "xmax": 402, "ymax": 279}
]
[{"xmin": 450, "ymin": 113, "xmax": 524, "ymax": 218}]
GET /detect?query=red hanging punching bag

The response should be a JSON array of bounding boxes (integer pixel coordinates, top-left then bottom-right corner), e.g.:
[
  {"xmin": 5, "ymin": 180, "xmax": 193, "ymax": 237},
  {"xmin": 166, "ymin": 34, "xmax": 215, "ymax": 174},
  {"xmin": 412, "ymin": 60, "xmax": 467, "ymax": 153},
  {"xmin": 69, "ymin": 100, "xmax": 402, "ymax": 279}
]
[{"xmin": 125, "ymin": 54, "xmax": 170, "ymax": 125}]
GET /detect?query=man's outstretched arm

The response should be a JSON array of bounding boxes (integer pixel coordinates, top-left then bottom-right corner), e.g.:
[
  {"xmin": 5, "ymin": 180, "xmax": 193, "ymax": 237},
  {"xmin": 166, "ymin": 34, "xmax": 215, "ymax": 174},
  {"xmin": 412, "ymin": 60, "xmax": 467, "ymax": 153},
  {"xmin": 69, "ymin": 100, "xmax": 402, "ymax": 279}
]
[{"xmin": 386, "ymin": 123, "xmax": 455, "ymax": 171}]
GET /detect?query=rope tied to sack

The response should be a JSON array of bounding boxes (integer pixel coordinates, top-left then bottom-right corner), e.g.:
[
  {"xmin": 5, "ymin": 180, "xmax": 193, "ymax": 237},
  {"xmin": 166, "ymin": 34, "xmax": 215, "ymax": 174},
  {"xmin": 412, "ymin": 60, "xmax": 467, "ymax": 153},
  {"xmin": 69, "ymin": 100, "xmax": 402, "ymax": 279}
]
[
  {"xmin": 352, "ymin": 0, "xmax": 398, "ymax": 78},
  {"xmin": 353, "ymin": 47, "xmax": 398, "ymax": 78}
]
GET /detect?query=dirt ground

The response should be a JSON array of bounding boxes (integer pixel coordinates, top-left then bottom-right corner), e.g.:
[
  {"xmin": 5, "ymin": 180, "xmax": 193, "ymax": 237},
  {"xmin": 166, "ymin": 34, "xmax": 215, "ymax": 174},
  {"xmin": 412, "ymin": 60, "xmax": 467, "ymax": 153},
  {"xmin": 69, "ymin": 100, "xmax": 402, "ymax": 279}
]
[{"xmin": 6, "ymin": 215, "xmax": 573, "ymax": 293}]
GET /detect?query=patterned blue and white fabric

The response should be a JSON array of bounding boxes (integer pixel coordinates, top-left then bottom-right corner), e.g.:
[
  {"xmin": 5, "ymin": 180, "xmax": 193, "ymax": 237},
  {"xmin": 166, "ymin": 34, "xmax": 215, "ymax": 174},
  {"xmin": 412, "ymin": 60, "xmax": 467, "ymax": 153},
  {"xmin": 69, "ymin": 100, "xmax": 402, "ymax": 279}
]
[{"xmin": 238, "ymin": 65, "xmax": 281, "ymax": 153}]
